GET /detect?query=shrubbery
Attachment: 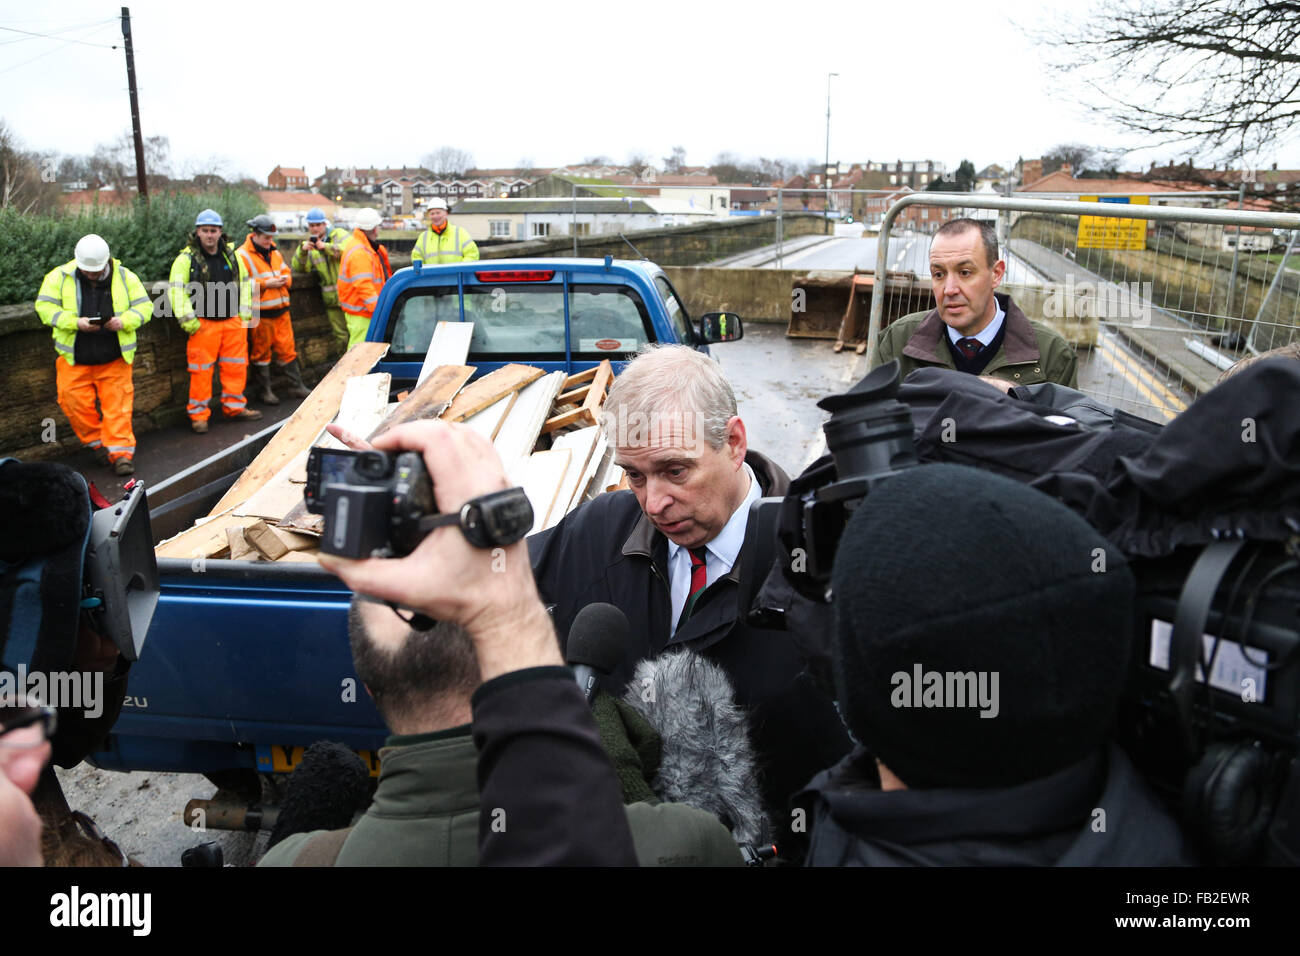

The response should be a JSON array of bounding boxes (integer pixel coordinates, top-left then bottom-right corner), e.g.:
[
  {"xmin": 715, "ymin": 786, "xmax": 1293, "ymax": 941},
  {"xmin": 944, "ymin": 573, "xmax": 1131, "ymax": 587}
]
[{"xmin": 0, "ymin": 188, "xmax": 266, "ymax": 305}]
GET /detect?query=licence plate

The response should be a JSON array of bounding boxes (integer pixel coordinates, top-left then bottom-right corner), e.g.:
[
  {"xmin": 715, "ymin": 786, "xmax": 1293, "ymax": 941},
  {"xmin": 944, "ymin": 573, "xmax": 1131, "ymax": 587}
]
[{"xmin": 255, "ymin": 744, "xmax": 381, "ymax": 778}]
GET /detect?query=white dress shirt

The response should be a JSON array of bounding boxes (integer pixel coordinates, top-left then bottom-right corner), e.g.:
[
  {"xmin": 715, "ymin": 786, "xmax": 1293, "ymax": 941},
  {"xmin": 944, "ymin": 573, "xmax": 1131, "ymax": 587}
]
[
  {"xmin": 667, "ymin": 462, "xmax": 761, "ymax": 636},
  {"xmin": 946, "ymin": 298, "xmax": 1005, "ymax": 348}
]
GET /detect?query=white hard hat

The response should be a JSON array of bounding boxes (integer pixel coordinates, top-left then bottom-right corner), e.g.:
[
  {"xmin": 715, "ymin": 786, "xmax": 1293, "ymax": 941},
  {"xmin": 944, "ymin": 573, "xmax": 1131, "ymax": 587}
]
[
  {"xmin": 74, "ymin": 234, "xmax": 111, "ymax": 272},
  {"xmin": 354, "ymin": 208, "xmax": 383, "ymax": 230},
  {"xmin": 426, "ymin": 198, "xmax": 449, "ymax": 212}
]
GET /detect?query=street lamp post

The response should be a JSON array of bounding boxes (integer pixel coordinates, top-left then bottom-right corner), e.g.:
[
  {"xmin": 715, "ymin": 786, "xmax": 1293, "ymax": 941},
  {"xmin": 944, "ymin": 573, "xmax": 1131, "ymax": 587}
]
[{"xmin": 825, "ymin": 72, "xmax": 839, "ymax": 234}]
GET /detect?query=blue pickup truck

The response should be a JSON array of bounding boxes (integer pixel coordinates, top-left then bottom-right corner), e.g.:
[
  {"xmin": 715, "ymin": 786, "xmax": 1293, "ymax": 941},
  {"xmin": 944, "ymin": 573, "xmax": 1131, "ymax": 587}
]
[{"xmin": 89, "ymin": 257, "xmax": 741, "ymax": 791}]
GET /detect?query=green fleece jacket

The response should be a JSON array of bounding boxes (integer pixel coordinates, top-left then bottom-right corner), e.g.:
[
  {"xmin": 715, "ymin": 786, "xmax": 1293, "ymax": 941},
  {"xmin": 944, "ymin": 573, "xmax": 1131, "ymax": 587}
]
[
  {"xmin": 258, "ymin": 726, "xmax": 742, "ymax": 867},
  {"xmin": 873, "ymin": 292, "xmax": 1078, "ymax": 388}
]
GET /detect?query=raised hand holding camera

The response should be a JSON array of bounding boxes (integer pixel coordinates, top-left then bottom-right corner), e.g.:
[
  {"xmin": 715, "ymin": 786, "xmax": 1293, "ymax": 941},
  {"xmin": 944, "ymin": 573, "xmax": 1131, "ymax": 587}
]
[{"xmin": 317, "ymin": 421, "xmax": 559, "ymax": 680}]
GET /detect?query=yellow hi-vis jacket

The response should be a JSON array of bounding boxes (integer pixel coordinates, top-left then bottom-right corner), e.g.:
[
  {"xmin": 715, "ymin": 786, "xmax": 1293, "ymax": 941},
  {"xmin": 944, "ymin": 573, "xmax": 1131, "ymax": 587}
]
[
  {"xmin": 35, "ymin": 259, "xmax": 152, "ymax": 365},
  {"xmin": 411, "ymin": 223, "xmax": 479, "ymax": 265},
  {"xmin": 290, "ymin": 226, "xmax": 350, "ymax": 308},
  {"xmin": 167, "ymin": 239, "xmax": 252, "ymax": 329}
]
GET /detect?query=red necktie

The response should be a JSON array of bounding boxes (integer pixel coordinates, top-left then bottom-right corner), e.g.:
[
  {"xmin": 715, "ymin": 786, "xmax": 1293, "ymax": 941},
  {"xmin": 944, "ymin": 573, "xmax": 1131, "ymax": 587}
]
[
  {"xmin": 678, "ymin": 547, "xmax": 709, "ymax": 628},
  {"xmin": 956, "ymin": 337, "xmax": 983, "ymax": 360}
]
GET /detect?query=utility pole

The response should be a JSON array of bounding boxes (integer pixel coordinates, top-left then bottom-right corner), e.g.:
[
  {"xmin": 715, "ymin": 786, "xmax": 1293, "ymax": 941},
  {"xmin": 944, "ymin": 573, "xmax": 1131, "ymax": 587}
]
[
  {"xmin": 120, "ymin": 7, "xmax": 147, "ymax": 198},
  {"xmin": 824, "ymin": 72, "xmax": 838, "ymax": 235}
]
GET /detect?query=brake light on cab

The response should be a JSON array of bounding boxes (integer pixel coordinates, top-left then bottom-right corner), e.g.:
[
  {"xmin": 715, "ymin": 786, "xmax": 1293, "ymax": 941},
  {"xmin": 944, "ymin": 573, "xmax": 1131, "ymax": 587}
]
[{"xmin": 473, "ymin": 270, "xmax": 556, "ymax": 282}]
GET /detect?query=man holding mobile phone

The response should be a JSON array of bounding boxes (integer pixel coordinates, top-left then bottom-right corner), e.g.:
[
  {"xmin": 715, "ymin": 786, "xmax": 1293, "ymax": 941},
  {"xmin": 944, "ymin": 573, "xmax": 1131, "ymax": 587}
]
[
  {"xmin": 35, "ymin": 234, "xmax": 152, "ymax": 477},
  {"xmin": 291, "ymin": 207, "xmax": 350, "ymax": 355}
]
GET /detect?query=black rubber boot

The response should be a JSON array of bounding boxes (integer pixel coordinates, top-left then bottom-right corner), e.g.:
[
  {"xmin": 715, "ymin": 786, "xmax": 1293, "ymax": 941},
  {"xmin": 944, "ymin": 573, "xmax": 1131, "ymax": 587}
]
[
  {"xmin": 254, "ymin": 364, "xmax": 280, "ymax": 405},
  {"xmin": 279, "ymin": 359, "xmax": 312, "ymax": 399}
]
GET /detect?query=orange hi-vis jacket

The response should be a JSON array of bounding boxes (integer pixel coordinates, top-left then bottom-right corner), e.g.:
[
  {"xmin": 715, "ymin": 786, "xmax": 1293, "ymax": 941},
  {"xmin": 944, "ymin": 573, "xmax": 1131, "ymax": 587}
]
[
  {"xmin": 338, "ymin": 228, "xmax": 392, "ymax": 323},
  {"xmin": 236, "ymin": 236, "xmax": 291, "ymax": 321}
]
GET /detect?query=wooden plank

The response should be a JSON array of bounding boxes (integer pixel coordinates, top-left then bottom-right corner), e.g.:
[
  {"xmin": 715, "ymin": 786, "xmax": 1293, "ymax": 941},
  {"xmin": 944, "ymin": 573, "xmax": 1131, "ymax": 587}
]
[
  {"xmin": 276, "ymin": 550, "xmax": 321, "ymax": 564},
  {"xmin": 541, "ymin": 405, "xmax": 596, "ymax": 433},
  {"xmin": 336, "ymin": 373, "xmax": 392, "ymax": 439},
  {"xmin": 441, "ymin": 364, "xmax": 543, "ymax": 422},
  {"xmin": 417, "ymin": 321, "xmax": 474, "ymax": 386},
  {"xmin": 462, "ymin": 391, "xmax": 517, "ymax": 443},
  {"xmin": 547, "ymin": 426, "xmax": 602, "ymax": 527},
  {"xmin": 493, "ymin": 371, "xmax": 566, "ymax": 470},
  {"xmin": 573, "ymin": 432, "xmax": 609, "ymax": 508},
  {"xmin": 555, "ymin": 384, "xmax": 592, "ymax": 405},
  {"xmin": 245, "ymin": 520, "xmax": 290, "ymax": 561},
  {"xmin": 235, "ymin": 450, "xmax": 310, "ymax": 520},
  {"xmin": 508, "ymin": 449, "xmax": 572, "ymax": 536},
  {"xmin": 564, "ymin": 366, "xmax": 599, "ymax": 388},
  {"xmin": 543, "ymin": 360, "xmax": 611, "ymax": 435},
  {"xmin": 582, "ymin": 441, "xmax": 616, "ymax": 504},
  {"xmin": 156, "ymin": 511, "xmax": 261, "ymax": 560},
  {"xmin": 207, "ymin": 342, "xmax": 389, "ymax": 517},
  {"xmin": 372, "ymin": 364, "xmax": 474, "ymax": 438}
]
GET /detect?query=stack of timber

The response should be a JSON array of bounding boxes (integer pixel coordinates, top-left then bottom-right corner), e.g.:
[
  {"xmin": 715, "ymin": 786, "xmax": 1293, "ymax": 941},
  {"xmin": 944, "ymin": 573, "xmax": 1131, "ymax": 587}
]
[{"xmin": 154, "ymin": 345, "xmax": 626, "ymax": 565}]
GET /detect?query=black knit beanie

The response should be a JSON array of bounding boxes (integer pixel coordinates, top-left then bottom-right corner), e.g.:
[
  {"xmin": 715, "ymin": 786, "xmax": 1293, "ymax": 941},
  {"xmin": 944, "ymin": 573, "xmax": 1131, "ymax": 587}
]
[{"xmin": 831, "ymin": 463, "xmax": 1134, "ymax": 789}]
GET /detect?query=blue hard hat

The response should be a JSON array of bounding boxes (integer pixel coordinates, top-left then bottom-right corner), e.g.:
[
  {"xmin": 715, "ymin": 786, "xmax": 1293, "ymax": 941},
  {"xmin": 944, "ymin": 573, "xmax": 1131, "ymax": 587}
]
[
  {"xmin": 195, "ymin": 208, "xmax": 223, "ymax": 228},
  {"xmin": 305, "ymin": 207, "xmax": 327, "ymax": 224}
]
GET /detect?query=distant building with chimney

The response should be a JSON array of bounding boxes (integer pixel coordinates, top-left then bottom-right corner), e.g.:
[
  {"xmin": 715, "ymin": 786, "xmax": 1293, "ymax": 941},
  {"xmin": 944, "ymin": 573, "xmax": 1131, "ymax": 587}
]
[{"xmin": 268, "ymin": 165, "xmax": 309, "ymax": 190}]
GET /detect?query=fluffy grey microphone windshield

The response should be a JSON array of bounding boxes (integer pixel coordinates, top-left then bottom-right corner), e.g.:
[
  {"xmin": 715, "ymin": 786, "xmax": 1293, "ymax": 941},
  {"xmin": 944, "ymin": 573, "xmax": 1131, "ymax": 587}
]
[{"xmin": 622, "ymin": 649, "xmax": 769, "ymax": 845}]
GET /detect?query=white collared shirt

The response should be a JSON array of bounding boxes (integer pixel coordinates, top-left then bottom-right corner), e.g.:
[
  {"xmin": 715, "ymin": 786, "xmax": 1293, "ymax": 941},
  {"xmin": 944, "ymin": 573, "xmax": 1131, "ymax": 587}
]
[
  {"xmin": 946, "ymin": 298, "xmax": 1005, "ymax": 348},
  {"xmin": 667, "ymin": 462, "xmax": 760, "ymax": 636}
]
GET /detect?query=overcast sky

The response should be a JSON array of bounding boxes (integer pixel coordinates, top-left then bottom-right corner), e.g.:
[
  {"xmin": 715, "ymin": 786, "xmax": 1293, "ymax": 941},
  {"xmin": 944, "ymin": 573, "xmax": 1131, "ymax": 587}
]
[{"xmin": 2, "ymin": 0, "xmax": 1297, "ymax": 183}]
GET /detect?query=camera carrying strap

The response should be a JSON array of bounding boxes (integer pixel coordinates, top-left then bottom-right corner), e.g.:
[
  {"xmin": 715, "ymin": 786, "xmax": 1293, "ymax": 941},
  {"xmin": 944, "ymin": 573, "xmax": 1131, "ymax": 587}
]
[{"xmin": 1169, "ymin": 537, "xmax": 1247, "ymax": 758}]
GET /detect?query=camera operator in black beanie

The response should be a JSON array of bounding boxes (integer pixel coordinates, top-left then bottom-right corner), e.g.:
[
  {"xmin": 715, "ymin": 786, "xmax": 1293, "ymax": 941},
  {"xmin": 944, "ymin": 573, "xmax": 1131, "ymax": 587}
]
[{"xmin": 797, "ymin": 463, "xmax": 1196, "ymax": 866}]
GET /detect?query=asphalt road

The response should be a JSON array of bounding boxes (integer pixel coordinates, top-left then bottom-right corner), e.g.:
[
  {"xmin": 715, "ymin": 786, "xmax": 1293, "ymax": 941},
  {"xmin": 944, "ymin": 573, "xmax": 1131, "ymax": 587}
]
[{"xmin": 52, "ymin": 324, "xmax": 856, "ymax": 867}]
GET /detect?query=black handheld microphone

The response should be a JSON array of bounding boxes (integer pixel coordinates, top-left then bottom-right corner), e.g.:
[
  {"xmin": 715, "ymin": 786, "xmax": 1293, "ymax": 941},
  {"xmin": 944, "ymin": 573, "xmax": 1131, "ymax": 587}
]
[{"xmin": 565, "ymin": 602, "xmax": 629, "ymax": 704}]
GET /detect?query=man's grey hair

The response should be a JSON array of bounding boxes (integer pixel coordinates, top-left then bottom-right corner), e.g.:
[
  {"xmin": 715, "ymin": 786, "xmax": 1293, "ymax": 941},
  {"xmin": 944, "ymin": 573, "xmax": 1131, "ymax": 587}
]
[
  {"xmin": 600, "ymin": 345, "xmax": 737, "ymax": 450},
  {"xmin": 934, "ymin": 217, "xmax": 999, "ymax": 268}
]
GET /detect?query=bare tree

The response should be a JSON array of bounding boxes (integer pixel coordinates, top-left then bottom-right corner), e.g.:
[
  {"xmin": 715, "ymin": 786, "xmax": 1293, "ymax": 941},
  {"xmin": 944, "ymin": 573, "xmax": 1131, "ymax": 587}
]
[
  {"xmin": 88, "ymin": 132, "xmax": 172, "ymax": 194},
  {"xmin": 625, "ymin": 149, "xmax": 651, "ymax": 171},
  {"xmin": 180, "ymin": 154, "xmax": 232, "ymax": 184},
  {"xmin": 0, "ymin": 120, "xmax": 59, "ymax": 213},
  {"xmin": 1036, "ymin": 0, "xmax": 1300, "ymax": 159},
  {"xmin": 662, "ymin": 145, "xmax": 687, "ymax": 174},
  {"xmin": 422, "ymin": 146, "xmax": 475, "ymax": 177},
  {"xmin": 1041, "ymin": 143, "xmax": 1094, "ymax": 176}
]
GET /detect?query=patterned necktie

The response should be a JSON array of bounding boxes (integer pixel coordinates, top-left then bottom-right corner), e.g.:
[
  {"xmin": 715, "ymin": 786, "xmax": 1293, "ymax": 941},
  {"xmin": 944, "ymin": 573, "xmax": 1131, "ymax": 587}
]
[
  {"xmin": 956, "ymin": 337, "xmax": 983, "ymax": 360},
  {"xmin": 678, "ymin": 547, "xmax": 709, "ymax": 628}
]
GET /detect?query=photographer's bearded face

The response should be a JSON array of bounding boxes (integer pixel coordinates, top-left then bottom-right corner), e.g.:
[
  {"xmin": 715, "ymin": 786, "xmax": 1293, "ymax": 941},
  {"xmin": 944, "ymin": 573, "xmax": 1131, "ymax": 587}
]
[{"xmin": 308, "ymin": 221, "xmax": 328, "ymax": 240}]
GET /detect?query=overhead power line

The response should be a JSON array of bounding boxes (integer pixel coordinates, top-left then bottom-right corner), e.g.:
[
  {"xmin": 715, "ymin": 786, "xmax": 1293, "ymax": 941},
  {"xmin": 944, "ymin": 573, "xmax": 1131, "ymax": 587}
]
[
  {"xmin": 0, "ymin": 20, "xmax": 118, "ymax": 48},
  {"xmin": 0, "ymin": 22, "xmax": 117, "ymax": 76}
]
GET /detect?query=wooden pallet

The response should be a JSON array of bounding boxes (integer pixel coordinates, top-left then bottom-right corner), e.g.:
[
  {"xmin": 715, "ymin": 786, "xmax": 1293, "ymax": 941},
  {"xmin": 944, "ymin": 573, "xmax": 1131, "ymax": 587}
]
[{"xmin": 542, "ymin": 360, "xmax": 612, "ymax": 434}]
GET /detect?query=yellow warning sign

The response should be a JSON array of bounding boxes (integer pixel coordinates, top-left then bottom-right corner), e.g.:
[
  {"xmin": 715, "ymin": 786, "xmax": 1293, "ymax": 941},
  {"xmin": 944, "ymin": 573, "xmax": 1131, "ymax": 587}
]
[{"xmin": 1077, "ymin": 195, "xmax": 1149, "ymax": 249}]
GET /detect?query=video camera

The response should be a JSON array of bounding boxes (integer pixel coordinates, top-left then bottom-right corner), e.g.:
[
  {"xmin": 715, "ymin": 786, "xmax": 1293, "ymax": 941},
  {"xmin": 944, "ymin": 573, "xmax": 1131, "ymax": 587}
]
[
  {"xmin": 1, "ymin": 459, "xmax": 159, "ymax": 667},
  {"xmin": 304, "ymin": 447, "xmax": 535, "ymax": 560},
  {"xmin": 738, "ymin": 360, "xmax": 1300, "ymax": 865}
]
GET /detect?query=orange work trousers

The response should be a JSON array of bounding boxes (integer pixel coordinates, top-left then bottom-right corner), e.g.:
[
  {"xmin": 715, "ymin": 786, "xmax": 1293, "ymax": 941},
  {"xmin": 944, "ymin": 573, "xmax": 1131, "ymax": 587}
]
[
  {"xmin": 188, "ymin": 317, "xmax": 250, "ymax": 421},
  {"xmin": 55, "ymin": 357, "xmax": 137, "ymax": 464},
  {"xmin": 250, "ymin": 315, "xmax": 296, "ymax": 367}
]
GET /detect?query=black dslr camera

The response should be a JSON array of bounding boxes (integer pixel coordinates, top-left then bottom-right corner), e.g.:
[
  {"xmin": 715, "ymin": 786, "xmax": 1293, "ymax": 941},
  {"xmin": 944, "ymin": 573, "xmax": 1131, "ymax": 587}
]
[
  {"xmin": 304, "ymin": 448, "xmax": 534, "ymax": 559},
  {"xmin": 738, "ymin": 360, "xmax": 917, "ymax": 610}
]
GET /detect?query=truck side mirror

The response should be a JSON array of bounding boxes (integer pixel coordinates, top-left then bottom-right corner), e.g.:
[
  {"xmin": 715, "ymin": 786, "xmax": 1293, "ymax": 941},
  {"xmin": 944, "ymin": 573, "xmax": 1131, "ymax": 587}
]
[{"xmin": 698, "ymin": 311, "xmax": 743, "ymax": 344}]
